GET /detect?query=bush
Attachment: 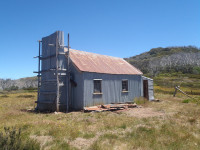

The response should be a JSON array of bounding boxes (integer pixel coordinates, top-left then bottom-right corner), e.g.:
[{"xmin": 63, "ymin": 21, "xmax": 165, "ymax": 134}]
[
  {"xmin": 4, "ymin": 86, "xmax": 19, "ymax": 91},
  {"xmin": 0, "ymin": 95, "xmax": 9, "ymax": 98},
  {"xmin": 22, "ymin": 86, "xmax": 37, "ymax": 91},
  {"xmin": 0, "ymin": 127, "xmax": 40, "ymax": 150},
  {"xmin": 193, "ymin": 67, "xmax": 200, "ymax": 74},
  {"xmin": 182, "ymin": 99, "xmax": 189, "ymax": 103}
]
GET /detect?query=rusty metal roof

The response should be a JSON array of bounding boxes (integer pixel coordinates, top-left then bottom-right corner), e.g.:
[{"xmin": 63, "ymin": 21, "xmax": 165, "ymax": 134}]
[{"xmin": 64, "ymin": 48, "xmax": 143, "ymax": 75}]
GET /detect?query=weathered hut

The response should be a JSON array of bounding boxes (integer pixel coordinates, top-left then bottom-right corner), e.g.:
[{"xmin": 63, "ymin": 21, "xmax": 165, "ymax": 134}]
[{"xmin": 35, "ymin": 31, "xmax": 154, "ymax": 112}]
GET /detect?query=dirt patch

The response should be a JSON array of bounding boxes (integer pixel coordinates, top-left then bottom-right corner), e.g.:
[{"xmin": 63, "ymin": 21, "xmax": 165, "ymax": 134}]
[
  {"xmin": 70, "ymin": 137, "xmax": 96, "ymax": 150},
  {"xmin": 30, "ymin": 135, "xmax": 53, "ymax": 149},
  {"xmin": 123, "ymin": 107, "xmax": 165, "ymax": 118},
  {"xmin": 69, "ymin": 128, "xmax": 133, "ymax": 149}
]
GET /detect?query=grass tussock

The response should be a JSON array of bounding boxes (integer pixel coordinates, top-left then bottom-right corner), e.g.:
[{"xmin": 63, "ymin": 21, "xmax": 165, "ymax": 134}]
[
  {"xmin": 182, "ymin": 98, "xmax": 200, "ymax": 105},
  {"xmin": 134, "ymin": 97, "xmax": 148, "ymax": 105},
  {"xmin": 82, "ymin": 133, "xmax": 96, "ymax": 139}
]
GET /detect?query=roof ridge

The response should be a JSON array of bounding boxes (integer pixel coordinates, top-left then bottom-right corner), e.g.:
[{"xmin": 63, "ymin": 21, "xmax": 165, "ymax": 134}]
[{"xmin": 64, "ymin": 48, "xmax": 124, "ymax": 60}]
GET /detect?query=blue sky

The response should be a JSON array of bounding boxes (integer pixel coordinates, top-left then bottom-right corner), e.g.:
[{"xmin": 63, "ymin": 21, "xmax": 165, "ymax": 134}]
[{"xmin": 0, "ymin": 0, "xmax": 199, "ymax": 79}]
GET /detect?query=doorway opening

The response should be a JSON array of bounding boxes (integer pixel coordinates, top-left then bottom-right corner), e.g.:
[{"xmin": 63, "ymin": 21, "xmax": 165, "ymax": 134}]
[{"xmin": 143, "ymin": 80, "xmax": 149, "ymax": 100}]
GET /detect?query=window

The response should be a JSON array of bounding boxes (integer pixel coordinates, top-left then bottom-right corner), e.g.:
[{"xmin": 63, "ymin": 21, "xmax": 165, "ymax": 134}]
[
  {"xmin": 93, "ymin": 79, "xmax": 102, "ymax": 94},
  {"xmin": 122, "ymin": 80, "xmax": 128, "ymax": 92}
]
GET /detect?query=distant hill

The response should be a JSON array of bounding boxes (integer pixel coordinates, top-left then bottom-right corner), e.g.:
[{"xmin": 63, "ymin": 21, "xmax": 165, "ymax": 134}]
[
  {"xmin": 125, "ymin": 46, "xmax": 200, "ymax": 76},
  {"xmin": 0, "ymin": 77, "xmax": 37, "ymax": 90},
  {"xmin": 1, "ymin": 46, "xmax": 200, "ymax": 90}
]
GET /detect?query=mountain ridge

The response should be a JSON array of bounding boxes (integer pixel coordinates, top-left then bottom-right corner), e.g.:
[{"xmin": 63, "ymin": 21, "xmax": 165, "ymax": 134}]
[
  {"xmin": 0, "ymin": 77, "xmax": 37, "ymax": 90},
  {"xmin": 1, "ymin": 46, "xmax": 200, "ymax": 90},
  {"xmin": 125, "ymin": 46, "xmax": 200, "ymax": 76}
]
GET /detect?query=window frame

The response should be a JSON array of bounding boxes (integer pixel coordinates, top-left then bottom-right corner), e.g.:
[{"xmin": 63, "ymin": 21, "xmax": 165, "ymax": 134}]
[
  {"xmin": 93, "ymin": 79, "xmax": 102, "ymax": 94},
  {"xmin": 122, "ymin": 79, "xmax": 128, "ymax": 92}
]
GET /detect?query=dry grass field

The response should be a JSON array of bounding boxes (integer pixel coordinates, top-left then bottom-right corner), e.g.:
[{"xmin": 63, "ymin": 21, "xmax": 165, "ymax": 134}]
[{"xmin": 0, "ymin": 90, "xmax": 200, "ymax": 150}]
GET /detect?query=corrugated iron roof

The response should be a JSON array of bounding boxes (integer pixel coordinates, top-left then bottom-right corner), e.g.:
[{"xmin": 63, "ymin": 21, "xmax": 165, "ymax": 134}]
[{"xmin": 64, "ymin": 48, "xmax": 143, "ymax": 75}]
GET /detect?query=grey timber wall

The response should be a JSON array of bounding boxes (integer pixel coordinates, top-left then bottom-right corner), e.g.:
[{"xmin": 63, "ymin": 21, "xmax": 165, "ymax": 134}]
[
  {"xmin": 82, "ymin": 73, "xmax": 143, "ymax": 107},
  {"xmin": 142, "ymin": 76, "xmax": 155, "ymax": 101},
  {"xmin": 37, "ymin": 31, "xmax": 67, "ymax": 111},
  {"xmin": 69, "ymin": 63, "xmax": 84, "ymax": 110}
]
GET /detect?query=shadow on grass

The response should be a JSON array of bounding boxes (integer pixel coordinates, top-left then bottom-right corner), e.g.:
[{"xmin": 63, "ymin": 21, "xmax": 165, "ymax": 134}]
[
  {"xmin": 17, "ymin": 95, "xmax": 35, "ymax": 98},
  {"xmin": 20, "ymin": 108, "xmax": 82, "ymax": 114},
  {"xmin": 20, "ymin": 108, "xmax": 53, "ymax": 114}
]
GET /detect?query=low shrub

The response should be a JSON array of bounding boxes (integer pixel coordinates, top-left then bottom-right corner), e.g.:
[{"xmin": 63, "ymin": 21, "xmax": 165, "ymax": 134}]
[
  {"xmin": 182, "ymin": 99, "xmax": 190, "ymax": 103},
  {"xmin": 4, "ymin": 86, "xmax": 19, "ymax": 91},
  {"xmin": 0, "ymin": 127, "xmax": 40, "ymax": 150},
  {"xmin": 0, "ymin": 95, "xmax": 9, "ymax": 98},
  {"xmin": 22, "ymin": 86, "xmax": 37, "ymax": 91},
  {"xmin": 118, "ymin": 123, "xmax": 127, "ymax": 129}
]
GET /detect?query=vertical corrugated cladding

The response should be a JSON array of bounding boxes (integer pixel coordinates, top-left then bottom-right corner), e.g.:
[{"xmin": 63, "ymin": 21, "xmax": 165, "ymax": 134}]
[
  {"xmin": 69, "ymin": 62, "xmax": 84, "ymax": 110},
  {"xmin": 38, "ymin": 31, "xmax": 67, "ymax": 111},
  {"xmin": 38, "ymin": 32, "xmax": 57, "ymax": 111},
  {"xmin": 82, "ymin": 72, "xmax": 143, "ymax": 107},
  {"xmin": 148, "ymin": 79, "xmax": 154, "ymax": 100}
]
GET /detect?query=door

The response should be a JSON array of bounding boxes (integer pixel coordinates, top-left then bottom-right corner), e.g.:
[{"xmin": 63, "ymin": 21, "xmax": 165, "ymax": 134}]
[{"xmin": 143, "ymin": 80, "xmax": 149, "ymax": 100}]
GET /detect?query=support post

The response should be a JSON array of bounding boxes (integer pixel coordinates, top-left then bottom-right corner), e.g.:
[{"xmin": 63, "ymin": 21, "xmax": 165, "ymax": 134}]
[
  {"xmin": 37, "ymin": 40, "xmax": 42, "ymax": 106},
  {"xmin": 56, "ymin": 32, "xmax": 60, "ymax": 112},
  {"xmin": 67, "ymin": 33, "xmax": 70, "ymax": 112},
  {"xmin": 173, "ymin": 86, "xmax": 177, "ymax": 97}
]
